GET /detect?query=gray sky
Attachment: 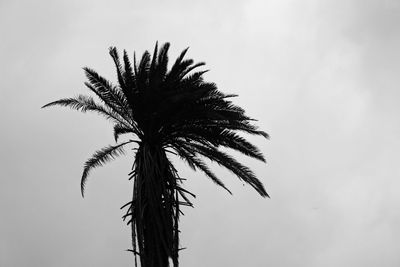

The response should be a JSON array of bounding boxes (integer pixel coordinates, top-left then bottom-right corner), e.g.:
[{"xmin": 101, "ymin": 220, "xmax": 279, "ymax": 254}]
[{"xmin": 1, "ymin": 0, "xmax": 400, "ymax": 266}]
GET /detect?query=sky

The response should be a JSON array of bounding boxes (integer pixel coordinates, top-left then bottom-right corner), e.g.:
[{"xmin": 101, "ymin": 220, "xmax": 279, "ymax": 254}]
[{"xmin": 1, "ymin": 0, "xmax": 400, "ymax": 266}]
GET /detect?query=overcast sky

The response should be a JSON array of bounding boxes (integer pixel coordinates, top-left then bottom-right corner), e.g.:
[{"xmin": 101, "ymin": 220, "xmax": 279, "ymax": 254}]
[{"xmin": 1, "ymin": 0, "xmax": 400, "ymax": 266}]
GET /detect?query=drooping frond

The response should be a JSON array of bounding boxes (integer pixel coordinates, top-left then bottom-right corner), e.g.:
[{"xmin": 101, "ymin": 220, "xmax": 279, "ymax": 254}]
[
  {"xmin": 171, "ymin": 143, "xmax": 232, "ymax": 194},
  {"xmin": 114, "ymin": 123, "xmax": 134, "ymax": 142},
  {"xmin": 184, "ymin": 142, "xmax": 269, "ymax": 197},
  {"xmin": 81, "ymin": 140, "xmax": 134, "ymax": 197},
  {"xmin": 202, "ymin": 120, "xmax": 269, "ymax": 139},
  {"xmin": 218, "ymin": 130, "xmax": 266, "ymax": 162},
  {"xmin": 166, "ymin": 126, "xmax": 265, "ymax": 162},
  {"xmin": 41, "ymin": 95, "xmax": 132, "ymax": 128}
]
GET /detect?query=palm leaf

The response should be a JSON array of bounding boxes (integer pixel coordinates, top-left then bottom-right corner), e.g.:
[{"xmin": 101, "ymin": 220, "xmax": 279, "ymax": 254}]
[
  {"xmin": 83, "ymin": 68, "xmax": 131, "ymax": 119},
  {"xmin": 172, "ymin": 144, "xmax": 232, "ymax": 194},
  {"xmin": 114, "ymin": 124, "xmax": 134, "ymax": 142},
  {"xmin": 41, "ymin": 95, "xmax": 132, "ymax": 128},
  {"xmin": 81, "ymin": 140, "xmax": 134, "ymax": 196},
  {"xmin": 178, "ymin": 62, "xmax": 206, "ymax": 80},
  {"xmin": 122, "ymin": 50, "xmax": 135, "ymax": 91},
  {"xmin": 149, "ymin": 41, "xmax": 159, "ymax": 75},
  {"xmin": 109, "ymin": 47, "xmax": 126, "ymax": 90},
  {"xmin": 136, "ymin": 51, "xmax": 151, "ymax": 93},
  {"xmin": 219, "ymin": 130, "xmax": 266, "ymax": 162},
  {"xmin": 188, "ymin": 143, "xmax": 269, "ymax": 197}
]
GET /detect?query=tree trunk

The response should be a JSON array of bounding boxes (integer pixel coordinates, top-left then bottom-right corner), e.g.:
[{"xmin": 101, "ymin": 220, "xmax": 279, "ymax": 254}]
[{"xmin": 129, "ymin": 143, "xmax": 180, "ymax": 267}]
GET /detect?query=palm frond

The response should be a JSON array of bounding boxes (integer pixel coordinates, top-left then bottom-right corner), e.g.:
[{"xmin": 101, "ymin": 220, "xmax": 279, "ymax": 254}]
[
  {"xmin": 133, "ymin": 51, "xmax": 138, "ymax": 77},
  {"xmin": 219, "ymin": 130, "xmax": 266, "ymax": 162},
  {"xmin": 172, "ymin": 144, "xmax": 232, "ymax": 194},
  {"xmin": 179, "ymin": 71, "xmax": 209, "ymax": 89},
  {"xmin": 83, "ymin": 81, "xmax": 135, "ymax": 134},
  {"xmin": 165, "ymin": 125, "xmax": 265, "ymax": 162},
  {"xmin": 174, "ymin": 59, "xmax": 194, "ymax": 79},
  {"xmin": 83, "ymin": 68, "xmax": 131, "ymax": 116},
  {"xmin": 114, "ymin": 124, "xmax": 134, "ymax": 142},
  {"xmin": 123, "ymin": 50, "xmax": 135, "ymax": 90},
  {"xmin": 166, "ymin": 58, "xmax": 194, "ymax": 85},
  {"xmin": 81, "ymin": 140, "xmax": 134, "ymax": 197},
  {"xmin": 149, "ymin": 42, "xmax": 170, "ymax": 92},
  {"xmin": 179, "ymin": 62, "xmax": 206, "ymax": 80},
  {"xmin": 205, "ymin": 120, "xmax": 269, "ymax": 139},
  {"xmin": 136, "ymin": 51, "xmax": 151, "ymax": 92},
  {"xmin": 109, "ymin": 47, "xmax": 126, "ymax": 89},
  {"xmin": 150, "ymin": 41, "xmax": 159, "ymax": 75},
  {"xmin": 42, "ymin": 95, "xmax": 132, "ymax": 128},
  {"xmin": 188, "ymin": 143, "xmax": 269, "ymax": 197},
  {"xmin": 156, "ymin": 42, "xmax": 170, "ymax": 78},
  {"xmin": 168, "ymin": 47, "xmax": 189, "ymax": 76}
]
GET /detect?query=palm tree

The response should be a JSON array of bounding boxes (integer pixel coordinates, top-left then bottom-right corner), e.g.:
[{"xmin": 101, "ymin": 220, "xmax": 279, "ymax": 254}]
[{"xmin": 43, "ymin": 42, "xmax": 269, "ymax": 267}]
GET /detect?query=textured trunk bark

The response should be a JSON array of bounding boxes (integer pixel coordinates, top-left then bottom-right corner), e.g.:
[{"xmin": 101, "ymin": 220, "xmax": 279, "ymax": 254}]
[{"xmin": 129, "ymin": 143, "xmax": 179, "ymax": 267}]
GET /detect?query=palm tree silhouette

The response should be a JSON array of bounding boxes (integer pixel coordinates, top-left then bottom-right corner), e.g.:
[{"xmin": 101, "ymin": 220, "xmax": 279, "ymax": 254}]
[{"xmin": 43, "ymin": 42, "xmax": 269, "ymax": 267}]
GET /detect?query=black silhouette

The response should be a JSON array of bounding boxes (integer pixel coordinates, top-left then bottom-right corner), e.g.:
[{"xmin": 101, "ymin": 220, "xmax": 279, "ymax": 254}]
[{"xmin": 43, "ymin": 42, "xmax": 269, "ymax": 267}]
